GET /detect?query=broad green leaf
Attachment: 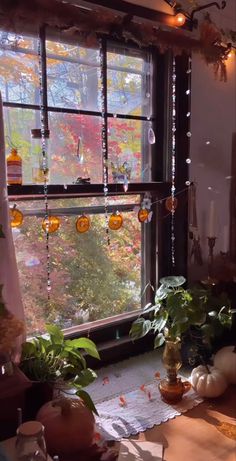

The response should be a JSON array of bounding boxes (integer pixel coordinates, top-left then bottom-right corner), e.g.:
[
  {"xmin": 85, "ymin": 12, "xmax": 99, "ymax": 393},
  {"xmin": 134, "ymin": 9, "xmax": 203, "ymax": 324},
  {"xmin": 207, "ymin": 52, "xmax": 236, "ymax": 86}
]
[
  {"xmin": 208, "ymin": 311, "xmax": 218, "ymax": 317},
  {"xmin": 153, "ymin": 310, "xmax": 168, "ymax": 333},
  {"xmin": 154, "ymin": 333, "xmax": 165, "ymax": 348},
  {"xmin": 74, "ymin": 368, "xmax": 97, "ymax": 387},
  {"xmin": 46, "ymin": 324, "xmax": 64, "ymax": 344},
  {"xmin": 143, "ymin": 302, "xmax": 153, "ymax": 311},
  {"xmin": 142, "ymin": 304, "xmax": 158, "ymax": 314},
  {"xmin": 69, "ymin": 338, "xmax": 100, "ymax": 360},
  {"xmin": 218, "ymin": 311, "xmax": 232, "ymax": 328},
  {"xmin": 21, "ymin": 341, "xmax": 36, "ymax": 357},
  {"xmin": 76, "ymin": 389, "xmax": 98, "ymax": 415},
  {"xmin": 159, "ymin": 276, "xmax": 186, "ymax": 288},
  {"xmin": 129, "ymin": 318, "xmax": 151, "ymax": 339},
  {"xmin": 155, "ymin": 284, "xmax": 170, "ymax": 302}
]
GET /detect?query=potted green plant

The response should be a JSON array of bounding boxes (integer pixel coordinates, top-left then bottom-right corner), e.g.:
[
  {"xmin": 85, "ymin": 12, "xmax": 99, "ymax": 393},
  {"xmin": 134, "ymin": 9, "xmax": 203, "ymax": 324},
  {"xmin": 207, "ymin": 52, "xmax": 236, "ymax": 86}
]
[
  {"xmin": 130, "ymin": 275, "xmax": 232, "ymax": 355},
  {"xmin": 19, "ymin": 324, "xmax": 100, "ymax": 418},
  {"xmin": 130, "ymin": 275, "xmax": 232, "ymax": 402}
]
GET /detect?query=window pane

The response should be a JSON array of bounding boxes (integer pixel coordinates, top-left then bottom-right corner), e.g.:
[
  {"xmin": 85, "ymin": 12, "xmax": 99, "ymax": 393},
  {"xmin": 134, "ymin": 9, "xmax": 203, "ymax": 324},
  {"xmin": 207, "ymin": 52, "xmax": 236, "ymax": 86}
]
[
  {"xmin": 46, "ymin": 40, "xmax": 101, "ymax": 111},
  {"xmin": 49, "ymin": 112, "xmax": 102, "ymax": 184},
  {"xmin": 12, "ymin": 196, "xmax": 141, "ymax": 335},
  {"xmin": 3, "ymin": 107, "xmax": 40, "ymax": 184},
  {"xmin": 0, "ymin": 31, "xmax": 39, "ymax": 104},
  {"xmin": 107, "ymin": 47, "xmax": 151, "ymax": 117},
  {"xmin": 3, "ymin": 108, "xmax": 103, "ymax": 185},
  {"xmin": 108, "ymin": 118, "xmax": 152, "ymax": 182}
]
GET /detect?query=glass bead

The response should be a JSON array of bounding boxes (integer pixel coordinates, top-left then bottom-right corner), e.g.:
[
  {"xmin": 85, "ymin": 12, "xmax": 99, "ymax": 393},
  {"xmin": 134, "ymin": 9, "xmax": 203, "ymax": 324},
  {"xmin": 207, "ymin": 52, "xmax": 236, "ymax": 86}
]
[
  {"xmin": 186, "ymin": 89, "xmax": 190, "ymax": 95},
  {"xmin": 187, "ymin": 132, "xmax": 192, "ymax": 137},
  {"xmin": 186, "ymin": 158, "xmax": 191, "ymax": 164},
  {"xmin": 185, "ymin": 181, "xmax": 191, "ymax": 186},
  {"xmin": 186, "ymin": 112, "xmax": 191, "ymax": 117}
]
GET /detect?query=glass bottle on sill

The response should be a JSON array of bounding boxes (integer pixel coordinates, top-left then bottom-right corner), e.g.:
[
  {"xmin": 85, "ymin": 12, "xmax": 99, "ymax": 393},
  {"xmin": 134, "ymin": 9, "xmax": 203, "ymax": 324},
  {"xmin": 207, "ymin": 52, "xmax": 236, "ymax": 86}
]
[
  {"xmin": 31, "ymin": 129, "xmax": 50, "ymax": 184},
  {"xmin": 15, "ymin": 421, "xmax": 48, "ymax": 461},
  {"xmin": 7, "ymin": 148, "xmax": 22, "ymax": 185}
]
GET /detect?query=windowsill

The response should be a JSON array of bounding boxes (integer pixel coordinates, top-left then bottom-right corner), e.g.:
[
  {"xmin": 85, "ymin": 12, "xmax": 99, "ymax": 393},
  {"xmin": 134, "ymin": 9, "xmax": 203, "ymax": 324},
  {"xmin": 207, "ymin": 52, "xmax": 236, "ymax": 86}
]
[{"xmin": 8, "ymin": 182, "xmax": 170, "ymax": 200}]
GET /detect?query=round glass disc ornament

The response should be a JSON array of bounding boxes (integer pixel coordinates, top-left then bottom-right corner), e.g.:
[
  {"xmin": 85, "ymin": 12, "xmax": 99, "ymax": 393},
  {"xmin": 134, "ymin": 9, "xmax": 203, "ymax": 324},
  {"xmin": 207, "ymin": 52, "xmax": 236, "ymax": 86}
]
[
  {"xmin": 42, "ymin": 216, "xmax": 60, "ymax": 233},
  {"xmin": 10, "ymin": 207, "xmax": 24, "ymax": 228},
  {"xmin": 165, "ymin": 196, "xmax": 178, "ymax": 212},
  {"xmin": 108, "ymin": 212, "xmax": 123, "ymax": 230},
  {"xmin": 138, "ymin": 208, "xmax": 149, "ymax": 223},
  {"xmin": 76, "ymin": 215, "xmax": 91, "ymax": 233}
]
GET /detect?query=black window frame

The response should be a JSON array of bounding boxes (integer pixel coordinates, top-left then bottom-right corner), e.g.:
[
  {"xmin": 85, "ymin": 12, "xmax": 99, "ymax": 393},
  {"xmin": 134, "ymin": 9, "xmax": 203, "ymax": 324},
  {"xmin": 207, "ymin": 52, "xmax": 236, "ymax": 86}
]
[{"xmin": 2, "ymin": 26, "xmax": 190, "ymax": 365}]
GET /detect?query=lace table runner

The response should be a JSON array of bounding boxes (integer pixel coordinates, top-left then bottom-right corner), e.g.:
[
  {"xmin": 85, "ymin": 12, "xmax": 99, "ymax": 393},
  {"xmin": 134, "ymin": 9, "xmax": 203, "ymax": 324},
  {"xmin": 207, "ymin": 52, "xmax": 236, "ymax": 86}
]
[{"xmin": 85, "ymin": 351, "xmax": 203, "ymax": 440}]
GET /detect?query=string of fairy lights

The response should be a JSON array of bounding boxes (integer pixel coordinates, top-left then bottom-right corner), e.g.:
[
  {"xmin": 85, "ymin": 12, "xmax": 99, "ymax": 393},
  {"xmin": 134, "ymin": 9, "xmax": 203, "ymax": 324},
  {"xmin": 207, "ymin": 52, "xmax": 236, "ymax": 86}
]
[{"xmin": 9, "ymin": 37, "xmax": 192, "ymax": 299}]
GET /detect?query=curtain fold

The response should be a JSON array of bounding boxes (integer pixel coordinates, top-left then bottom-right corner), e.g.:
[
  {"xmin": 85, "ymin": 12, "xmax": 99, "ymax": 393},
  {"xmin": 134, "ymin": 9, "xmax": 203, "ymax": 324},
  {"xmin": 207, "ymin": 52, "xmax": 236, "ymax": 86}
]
[{"xmin": 0, "ymin": 91, "xmax": 25, "ymax": 326}]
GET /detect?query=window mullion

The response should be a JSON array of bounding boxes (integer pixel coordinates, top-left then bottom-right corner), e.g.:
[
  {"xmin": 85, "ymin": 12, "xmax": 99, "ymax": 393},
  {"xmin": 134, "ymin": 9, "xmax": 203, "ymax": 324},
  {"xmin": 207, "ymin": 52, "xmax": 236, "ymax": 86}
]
[{"xmin": 39, "ymin": 26, "xmax": 49, "ymax": 130}]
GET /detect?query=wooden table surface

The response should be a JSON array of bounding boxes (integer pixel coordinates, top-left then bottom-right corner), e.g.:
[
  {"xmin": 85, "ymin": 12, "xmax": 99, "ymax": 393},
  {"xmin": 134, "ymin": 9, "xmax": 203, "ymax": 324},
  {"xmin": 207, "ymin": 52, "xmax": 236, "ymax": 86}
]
[{"xmin": 137, "ymin": 385, "xmax": 236, "ymax": 461}]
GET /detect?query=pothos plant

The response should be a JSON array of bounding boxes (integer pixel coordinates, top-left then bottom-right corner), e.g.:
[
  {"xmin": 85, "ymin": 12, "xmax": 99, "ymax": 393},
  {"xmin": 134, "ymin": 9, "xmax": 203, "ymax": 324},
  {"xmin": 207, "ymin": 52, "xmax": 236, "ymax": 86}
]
[
  {"xmin": 130, "ymin": 276, "xmax": 232, "ymax": 351},
  {"xmin": 20, "ymin": 324, "xmax": 100, "ymax": 414}
]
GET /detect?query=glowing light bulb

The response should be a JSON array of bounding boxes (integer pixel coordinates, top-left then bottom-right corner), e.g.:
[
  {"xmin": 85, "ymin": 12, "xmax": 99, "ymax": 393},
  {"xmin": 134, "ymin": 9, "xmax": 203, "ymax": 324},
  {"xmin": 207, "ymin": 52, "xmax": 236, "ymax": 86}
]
[{"xmin": 174, "ymin": 12, "xmax": 186, "ymax": 27}]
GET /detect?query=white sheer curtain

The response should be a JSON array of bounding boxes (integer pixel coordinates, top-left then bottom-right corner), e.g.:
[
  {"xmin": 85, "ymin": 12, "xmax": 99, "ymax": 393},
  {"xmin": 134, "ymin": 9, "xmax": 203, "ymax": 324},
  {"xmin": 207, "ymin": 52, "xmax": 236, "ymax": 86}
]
[{"xmin": 0, "ymin": 92, "xmax": 25, "ymax": 327}]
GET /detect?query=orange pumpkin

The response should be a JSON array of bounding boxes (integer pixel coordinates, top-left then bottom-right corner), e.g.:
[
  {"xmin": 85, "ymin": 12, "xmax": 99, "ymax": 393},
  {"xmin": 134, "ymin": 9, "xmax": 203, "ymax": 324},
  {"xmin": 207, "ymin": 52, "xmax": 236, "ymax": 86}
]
[
  {"xmin": 138, "ymin": 208, "xmax": 149, "ymax": 223},
  {"xmin": 10, "ymin": 207, "xmax": 23, "ymax": 228},
  {"xmin": 42, "ymin": 216, "xmax": 60, "ymax": 233},
  {"xmin": 108, "ymin": 212, "xmax": 123, "ymax": 230},
  {"xmin": 76, "ymin": 215, "xmax": 91, "ymax": 233},
  {"xmin": 36, "ymin": 398, "xmax": 95, "ymax": 457}
]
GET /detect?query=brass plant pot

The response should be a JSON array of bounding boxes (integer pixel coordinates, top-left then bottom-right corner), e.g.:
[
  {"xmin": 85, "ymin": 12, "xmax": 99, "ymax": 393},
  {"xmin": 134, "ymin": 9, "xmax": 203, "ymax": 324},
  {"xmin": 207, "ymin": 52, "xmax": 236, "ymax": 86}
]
[{"xmin": 158, "ymin": 337, "xmax": 191, "ymax": 404}]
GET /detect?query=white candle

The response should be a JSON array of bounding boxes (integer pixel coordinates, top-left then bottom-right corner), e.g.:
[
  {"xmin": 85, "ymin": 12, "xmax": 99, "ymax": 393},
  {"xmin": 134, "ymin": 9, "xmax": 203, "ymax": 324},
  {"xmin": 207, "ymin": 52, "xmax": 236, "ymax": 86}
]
[
  {"xmin": 222, "ymin": 225, "xmax": 228, "ymax": 253},
  {"xmin": 208, "ymin": 200, "xmax": 215, "ymax": 237}
]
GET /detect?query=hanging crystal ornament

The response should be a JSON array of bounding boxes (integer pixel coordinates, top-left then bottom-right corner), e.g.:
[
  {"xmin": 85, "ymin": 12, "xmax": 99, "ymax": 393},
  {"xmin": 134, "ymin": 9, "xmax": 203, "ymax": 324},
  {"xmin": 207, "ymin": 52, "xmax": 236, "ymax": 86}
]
[
  {"xmin": 99, "ymin": 39, "xmax": 110, "ymax": 245},
  {"xmin": 123, "ymin": 175, "xmax": 129, "ymax": 193},
  {"xmin": 148, "ymin": 127, "xmax": 156, "ymax": 145},
  {"xmin": 170, "ymin": 57, "xmax": 176, "ymax": 267},
  {"xmin": 38, "ymin": 28, "xmax": 51, "ymax": 300},
  {"xmin": 76, "ymin": 136, "xmax": 84, "ymax": 164}
]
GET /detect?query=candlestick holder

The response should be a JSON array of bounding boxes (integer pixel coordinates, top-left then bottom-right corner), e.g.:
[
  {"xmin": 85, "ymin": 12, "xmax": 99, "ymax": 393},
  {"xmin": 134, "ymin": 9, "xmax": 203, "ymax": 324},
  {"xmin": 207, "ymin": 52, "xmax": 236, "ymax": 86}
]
[{"xmin": 201, "ymin": 236, "xmax": 218, "ymax": 286}]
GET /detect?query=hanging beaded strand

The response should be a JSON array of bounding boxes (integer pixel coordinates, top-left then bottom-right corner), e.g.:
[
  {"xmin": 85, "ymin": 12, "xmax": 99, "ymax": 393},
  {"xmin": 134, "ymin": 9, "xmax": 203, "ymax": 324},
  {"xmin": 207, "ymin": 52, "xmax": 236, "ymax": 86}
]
[
  {"xmin": 171, "ymin": 57, "xmax": 176, "ymax": 267},
  {"xmin": 99, "ymin": 38, "xmax": 110, "ymax": 246},
  {"xmin": 185, "ymin": 55, "xmax": 192, "ymax": 176},
  {"xmin": 38, "ymin": 29, "xmax": 51, "ymax": 300}
]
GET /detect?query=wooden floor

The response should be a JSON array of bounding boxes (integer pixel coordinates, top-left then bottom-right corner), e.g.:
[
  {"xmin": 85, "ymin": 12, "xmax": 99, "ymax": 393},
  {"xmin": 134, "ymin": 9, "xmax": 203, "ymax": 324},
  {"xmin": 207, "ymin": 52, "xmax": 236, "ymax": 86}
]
[{"xmin": 137, "ymin": 385, "xmax": 236, "ymax": 461}]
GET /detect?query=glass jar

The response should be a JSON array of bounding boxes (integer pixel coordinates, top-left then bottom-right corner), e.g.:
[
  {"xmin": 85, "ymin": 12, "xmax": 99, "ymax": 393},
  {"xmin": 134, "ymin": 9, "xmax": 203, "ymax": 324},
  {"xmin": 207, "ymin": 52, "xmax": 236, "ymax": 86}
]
[
  {"xmin": 31, "ymin": 129, "xmax": 50, "ymax": 184},
  {"xmin": 15, "ymin": 421, "xmax": 48, "ymax": 461}
]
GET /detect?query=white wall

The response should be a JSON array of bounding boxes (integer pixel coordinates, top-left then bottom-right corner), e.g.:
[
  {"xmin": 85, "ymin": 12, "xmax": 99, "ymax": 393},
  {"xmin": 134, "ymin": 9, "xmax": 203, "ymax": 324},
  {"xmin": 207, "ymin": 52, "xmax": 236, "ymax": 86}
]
[{"xmin": 189, "ymin": 0, "xmax": 236, "ymax": 280}]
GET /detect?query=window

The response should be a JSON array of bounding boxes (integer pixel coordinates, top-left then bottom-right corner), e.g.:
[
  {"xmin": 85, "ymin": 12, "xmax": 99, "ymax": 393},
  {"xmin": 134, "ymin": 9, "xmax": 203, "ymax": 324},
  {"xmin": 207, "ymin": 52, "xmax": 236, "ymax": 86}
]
[{"xmin": 1, "ymin": 28, "xmax": 188, "ymax": 344}]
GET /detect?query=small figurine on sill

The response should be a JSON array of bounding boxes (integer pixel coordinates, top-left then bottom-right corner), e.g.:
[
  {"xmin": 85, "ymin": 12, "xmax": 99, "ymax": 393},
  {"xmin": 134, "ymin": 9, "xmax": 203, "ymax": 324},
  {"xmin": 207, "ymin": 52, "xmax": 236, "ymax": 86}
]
[{"xmin": 73, "ymin": 177, "xmax": 91, "ymax": 184}]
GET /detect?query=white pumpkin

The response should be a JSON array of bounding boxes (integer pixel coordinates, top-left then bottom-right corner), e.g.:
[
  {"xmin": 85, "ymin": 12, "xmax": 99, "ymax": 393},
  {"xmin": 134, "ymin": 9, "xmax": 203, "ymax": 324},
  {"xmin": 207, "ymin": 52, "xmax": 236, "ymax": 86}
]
[
  {"xmin": 214, "ymin": 346, "xmax": 236, "ymax": 384},
  {"xmin": 191, "ymin": 365, "xmax": 228, "ymax": 398}
]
